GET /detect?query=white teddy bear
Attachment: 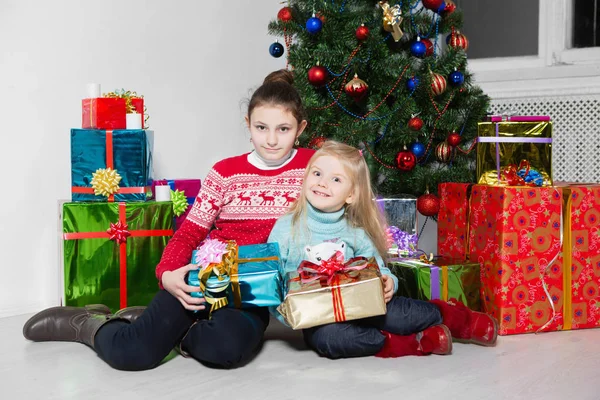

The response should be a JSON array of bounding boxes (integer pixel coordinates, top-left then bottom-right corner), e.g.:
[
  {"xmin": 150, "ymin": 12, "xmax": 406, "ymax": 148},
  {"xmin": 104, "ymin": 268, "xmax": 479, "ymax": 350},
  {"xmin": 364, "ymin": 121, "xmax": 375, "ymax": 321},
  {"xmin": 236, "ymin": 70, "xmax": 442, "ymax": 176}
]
[{"xmin": 304, "ymin": 240, "xmax": 346, "ymax": 264}]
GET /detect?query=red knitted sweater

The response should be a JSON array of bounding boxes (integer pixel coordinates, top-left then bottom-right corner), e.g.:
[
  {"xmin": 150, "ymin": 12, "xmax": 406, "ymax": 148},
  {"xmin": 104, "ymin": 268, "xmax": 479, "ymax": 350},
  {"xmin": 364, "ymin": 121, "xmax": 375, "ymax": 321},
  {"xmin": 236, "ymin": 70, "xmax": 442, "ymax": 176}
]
[{"xmin": 155, "ymin": 148, "xmax": 315, "ymax": 285}]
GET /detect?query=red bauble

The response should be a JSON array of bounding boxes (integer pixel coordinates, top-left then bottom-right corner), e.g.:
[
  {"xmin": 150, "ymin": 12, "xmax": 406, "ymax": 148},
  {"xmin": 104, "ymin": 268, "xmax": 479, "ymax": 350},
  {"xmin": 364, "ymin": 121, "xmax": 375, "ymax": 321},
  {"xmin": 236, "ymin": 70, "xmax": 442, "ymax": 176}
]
[
  {"xmin": 431, "ymin": 72, "xmax": 447, "ymax": 96},
  {"xmin": 277, "ymin": 7, "xmax": 293, "ymax": 22},
  {"xmin": 316, "ymin": 11, "xmax": 327, "ymax": 23},
  {"xmin": 449, "ymin": 29, "xmax": 469, "ymax": 51},
  {"xmin": 408, "ymin": 116, "xmax": 424, "ymax": 131},
  {"xmin": 435, "ymin": 141, "xmax": 453, "ymax": 162},
  {"xmin": 308, "ymin": 65, "xmax": 328, "ymax": 87},
  {"xmin": 396, "ymin": 150, "xmax": 417, "ymax": 171},
  {"xmin": 443, "ymin": 0, "xmax": 456, "ymax": 15},
  {"xmin": 356, "ymin": 24, "xmax": 369, "ymax": 41},
  {"xmin": 344, "ymin": 74, "xmax": 369, "ymax": 101},
  {"xmin": 421, "ymin": 38, "xmax": 434, "ymax": 57},
  {"xmin": 417, "ymin": 193, "xmax": 440, "ymax": 216},
  {"xmin": 422, "ymin": 0, "xmax": 444, "ymax": 10},
  {"xmin": 447, "ymin": 132, "xmax": 461, "ymax": 147},
  {"xmin": 308, "ymin": 136, "xmax": 327, "ymax": 149}
]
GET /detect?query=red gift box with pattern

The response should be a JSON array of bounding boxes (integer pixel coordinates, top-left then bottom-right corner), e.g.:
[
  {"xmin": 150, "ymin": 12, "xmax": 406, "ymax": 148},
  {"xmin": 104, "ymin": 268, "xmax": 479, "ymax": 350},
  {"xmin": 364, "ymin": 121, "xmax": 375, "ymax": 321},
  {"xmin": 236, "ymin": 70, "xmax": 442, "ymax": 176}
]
[
  {"xmin": 437, "ymin": 183, "xmax": 472, "ymax": 259},
  {"xmin": 468, "ymin": 184, "xmax": 600, "ymax": 335}
]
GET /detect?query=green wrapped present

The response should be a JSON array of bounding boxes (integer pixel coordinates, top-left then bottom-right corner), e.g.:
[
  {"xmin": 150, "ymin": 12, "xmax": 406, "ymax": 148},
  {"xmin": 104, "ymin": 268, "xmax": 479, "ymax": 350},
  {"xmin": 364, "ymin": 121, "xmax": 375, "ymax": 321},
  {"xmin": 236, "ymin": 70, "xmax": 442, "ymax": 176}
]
[
  {"xmin": 62, "ymin": 201, "xmax": 173, "ymax": 312},
  {"xmin": 388, "ymin": 257, "xmax": 481, "ymax": 311}
]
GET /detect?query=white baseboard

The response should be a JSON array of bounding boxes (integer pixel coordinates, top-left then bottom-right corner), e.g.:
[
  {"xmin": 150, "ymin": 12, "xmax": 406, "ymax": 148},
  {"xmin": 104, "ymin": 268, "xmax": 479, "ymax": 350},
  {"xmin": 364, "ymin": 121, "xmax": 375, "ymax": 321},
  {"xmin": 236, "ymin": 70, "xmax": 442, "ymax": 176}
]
[{"xmin": 0, "ymin": 302, "xmax": 55, "ymax": 319}]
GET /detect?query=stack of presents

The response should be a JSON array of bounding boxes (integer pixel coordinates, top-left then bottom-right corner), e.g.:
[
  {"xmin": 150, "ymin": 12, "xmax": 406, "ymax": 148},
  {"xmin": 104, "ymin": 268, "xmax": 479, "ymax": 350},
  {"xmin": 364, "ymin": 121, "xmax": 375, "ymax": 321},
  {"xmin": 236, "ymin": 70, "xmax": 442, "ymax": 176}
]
[
  {"xmin": 62, "ymin": 84, "xmax": 200, "ymax": 312},
  {"xmin": 62, "ymin": 96, "xmax": 600, "ymax": 335},
  {"xmin": 436, "ymin": 115, "xmax": 600, "ymax": 335}
]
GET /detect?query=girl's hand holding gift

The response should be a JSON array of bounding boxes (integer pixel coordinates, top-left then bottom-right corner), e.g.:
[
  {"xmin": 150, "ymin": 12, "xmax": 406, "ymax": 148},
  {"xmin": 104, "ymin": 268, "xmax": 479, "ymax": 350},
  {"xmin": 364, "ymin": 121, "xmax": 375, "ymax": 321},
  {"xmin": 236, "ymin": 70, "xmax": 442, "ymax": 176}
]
[
  {"xmin": 162, "ymin": 264, "xmax": 207, "ymax": 311},
  {"xmin": 381, "ymin": 275, "xmax": 394, "ymax": 303}
]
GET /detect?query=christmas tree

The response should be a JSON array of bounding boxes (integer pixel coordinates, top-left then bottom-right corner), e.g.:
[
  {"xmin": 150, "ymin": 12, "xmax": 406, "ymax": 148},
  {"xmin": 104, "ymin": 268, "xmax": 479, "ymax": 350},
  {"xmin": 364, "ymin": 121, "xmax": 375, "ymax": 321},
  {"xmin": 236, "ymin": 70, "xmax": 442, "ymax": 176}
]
[{"xmin": 268, "ymin": 0, "xmax": 490, "ymax": 210}]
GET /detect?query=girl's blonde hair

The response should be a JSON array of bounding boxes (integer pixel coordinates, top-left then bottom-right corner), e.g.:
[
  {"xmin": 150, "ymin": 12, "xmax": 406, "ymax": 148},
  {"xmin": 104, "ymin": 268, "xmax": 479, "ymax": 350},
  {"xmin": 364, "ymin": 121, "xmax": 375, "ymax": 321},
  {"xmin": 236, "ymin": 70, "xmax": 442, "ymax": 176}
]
[{"xmin": 289, "ymin": 140, "xmax": 389, "ymax": 260}]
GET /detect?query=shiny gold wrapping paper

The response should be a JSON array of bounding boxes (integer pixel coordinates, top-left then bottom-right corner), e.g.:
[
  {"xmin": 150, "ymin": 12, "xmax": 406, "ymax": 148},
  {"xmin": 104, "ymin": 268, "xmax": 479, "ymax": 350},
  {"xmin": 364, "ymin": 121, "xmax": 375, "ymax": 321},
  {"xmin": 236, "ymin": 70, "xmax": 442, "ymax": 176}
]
[
  {"xmin": 277, "ymin": 262, "xmax": 386, "ymax": 330},
  {"xmin": 477, "ymin": 121, "xmax": 553, "ymax": 186}
]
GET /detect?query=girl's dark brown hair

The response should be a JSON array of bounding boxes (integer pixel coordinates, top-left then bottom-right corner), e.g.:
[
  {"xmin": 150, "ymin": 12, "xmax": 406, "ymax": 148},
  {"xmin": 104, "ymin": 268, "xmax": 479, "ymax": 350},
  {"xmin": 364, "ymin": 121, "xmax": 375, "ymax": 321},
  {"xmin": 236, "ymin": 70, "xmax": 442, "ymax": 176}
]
[{"xmin": 247, "ymin": 69, "xmax": 306, "ymax": 124}]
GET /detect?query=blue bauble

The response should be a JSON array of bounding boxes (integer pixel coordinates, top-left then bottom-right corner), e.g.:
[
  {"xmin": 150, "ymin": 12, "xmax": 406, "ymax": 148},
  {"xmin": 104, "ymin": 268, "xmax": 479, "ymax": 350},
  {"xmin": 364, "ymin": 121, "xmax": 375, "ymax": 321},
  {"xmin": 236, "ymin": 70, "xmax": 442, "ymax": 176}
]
[
  {"xmin": 269, "ymin": 42, "xmax": 284, "ymax": 58},
  {"xmin": 406, "ymin": 76, "xmax": 420, "ymax": 91},
  {"xmin": 449, "ymin": 70, "xmax": 465, "ymax": 86},
  {"xmin": 410, "ymin": 142, "xmax": 426, "ymax": 158},
  {"xmin": 436, "ymin": 1, "xmax": 447, "ymax": 14},
  {"xmin": 410, "ymin": 40, "xmax": 427, "ymax": 58},
  {"xmin": 306, "ymin": 17, "xmax": 323, "ymax": 34}
]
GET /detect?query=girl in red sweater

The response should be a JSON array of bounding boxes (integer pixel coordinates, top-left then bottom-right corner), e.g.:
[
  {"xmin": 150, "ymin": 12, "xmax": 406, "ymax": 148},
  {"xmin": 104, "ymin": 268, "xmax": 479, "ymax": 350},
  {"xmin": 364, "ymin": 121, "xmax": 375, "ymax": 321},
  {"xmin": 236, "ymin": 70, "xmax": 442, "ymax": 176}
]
[{"xmin": 23, "ymin": 70, "xmax": 315, "ymax": 370}]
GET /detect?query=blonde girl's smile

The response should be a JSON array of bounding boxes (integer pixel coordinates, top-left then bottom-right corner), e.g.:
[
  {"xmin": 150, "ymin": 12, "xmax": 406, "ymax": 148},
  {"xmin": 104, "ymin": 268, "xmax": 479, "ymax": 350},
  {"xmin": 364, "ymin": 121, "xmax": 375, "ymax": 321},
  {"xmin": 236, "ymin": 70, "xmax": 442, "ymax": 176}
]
[{"xmin": 305, "ymin": 155, "xmax": 355, "ymax": 213}]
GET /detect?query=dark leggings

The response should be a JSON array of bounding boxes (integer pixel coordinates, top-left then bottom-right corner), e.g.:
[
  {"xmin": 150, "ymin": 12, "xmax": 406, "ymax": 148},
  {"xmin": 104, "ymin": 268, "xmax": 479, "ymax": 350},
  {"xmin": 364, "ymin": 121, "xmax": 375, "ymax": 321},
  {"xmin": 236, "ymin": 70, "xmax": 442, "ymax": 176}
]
[{"xmin": 94, "ymin": 290, "xmax": 269, "ymax": 371}]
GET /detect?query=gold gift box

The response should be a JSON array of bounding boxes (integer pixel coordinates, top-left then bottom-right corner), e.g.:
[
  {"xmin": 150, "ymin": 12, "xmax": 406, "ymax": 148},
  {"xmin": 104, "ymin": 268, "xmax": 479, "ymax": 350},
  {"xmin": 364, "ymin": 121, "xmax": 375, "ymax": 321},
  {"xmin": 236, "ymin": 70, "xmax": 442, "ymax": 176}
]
[
  {"xmin": 476, "ymin": 118, "xmax": 553, "ymax": 186},
  {"xmin": 277, "ymin": 259, "xmax": 387, "ymax": 330}
]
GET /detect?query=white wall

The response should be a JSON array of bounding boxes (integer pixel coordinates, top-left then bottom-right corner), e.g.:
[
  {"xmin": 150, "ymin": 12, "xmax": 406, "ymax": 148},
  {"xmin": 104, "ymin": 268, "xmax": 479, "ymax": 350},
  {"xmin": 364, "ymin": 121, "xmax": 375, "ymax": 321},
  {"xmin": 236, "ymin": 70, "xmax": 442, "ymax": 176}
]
[{"xmin": 0, "ymin": 0, "xmax": 287, "ymax": 317}]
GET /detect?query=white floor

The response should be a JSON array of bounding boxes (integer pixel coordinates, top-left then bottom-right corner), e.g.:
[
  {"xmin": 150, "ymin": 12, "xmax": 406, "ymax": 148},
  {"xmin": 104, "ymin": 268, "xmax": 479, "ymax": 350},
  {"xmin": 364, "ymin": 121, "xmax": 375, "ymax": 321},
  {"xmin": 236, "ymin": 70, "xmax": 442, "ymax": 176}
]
[{"xmin": 2, "ymin": 313, "xmax": 599, "ymax": 400}]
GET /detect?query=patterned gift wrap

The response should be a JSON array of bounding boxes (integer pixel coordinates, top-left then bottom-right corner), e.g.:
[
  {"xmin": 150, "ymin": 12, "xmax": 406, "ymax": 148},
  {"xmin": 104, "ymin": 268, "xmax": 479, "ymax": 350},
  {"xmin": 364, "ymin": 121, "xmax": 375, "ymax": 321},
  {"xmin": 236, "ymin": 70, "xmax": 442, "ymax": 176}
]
[
  {"xmin": 437, "ymin": 183, "xmax": 472, "ymax": 259},
  {"xmin": 277, "ymin": 257, "xmax": 387, "ymax": 330},
  {"xmin": 152, "ymin": 179, "xmax": 201, "ymax": 231},
  {"xmin": 469, "ymin": 184, "xmax": 600, "ymax": 335},
  {"xmin": 388, "ymin": 257, "xmax": 481, "ymax": 311},
  {"xmin": 62, "ymin": 201, "xmax": 173, "ymax": 312},
  {"xmin": 71, "ymin": 129, "xmax": 153, "ymax": 202},
  {"xmin": 477, "ymin": 116, "xmax": 553, "ymax": 187},
  {"xmin": 187, "ymin": 241, "xmax": 283, "ymax": 310},
  {"xmin": 82, "ymin": 97, "xmax": 144, "ymax": 130}
]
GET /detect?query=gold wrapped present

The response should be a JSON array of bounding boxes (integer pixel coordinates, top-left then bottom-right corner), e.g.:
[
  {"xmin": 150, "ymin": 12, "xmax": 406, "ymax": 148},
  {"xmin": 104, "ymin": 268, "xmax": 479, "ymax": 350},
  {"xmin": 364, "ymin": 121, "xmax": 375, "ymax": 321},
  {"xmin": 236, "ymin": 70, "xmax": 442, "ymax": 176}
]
[
  {"xmin": 477, "ymin": 116, "xmax": 552, "ymax": 186},
  {"xmin": 277, "ymin": 256, "xmax": 387, "ymax": 330}
]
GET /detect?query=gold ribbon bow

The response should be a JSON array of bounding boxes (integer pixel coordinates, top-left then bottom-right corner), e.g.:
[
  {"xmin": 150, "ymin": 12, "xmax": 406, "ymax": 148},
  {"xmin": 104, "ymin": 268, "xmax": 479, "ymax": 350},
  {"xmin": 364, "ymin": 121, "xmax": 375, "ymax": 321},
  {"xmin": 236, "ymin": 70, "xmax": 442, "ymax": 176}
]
[
  {"xmin": 379, "ymin": 1, "xmax": 403, "ymax": 42},
  {"xmin": 198, "ymin": 241, "xmax": 280, "ymax": 315}
]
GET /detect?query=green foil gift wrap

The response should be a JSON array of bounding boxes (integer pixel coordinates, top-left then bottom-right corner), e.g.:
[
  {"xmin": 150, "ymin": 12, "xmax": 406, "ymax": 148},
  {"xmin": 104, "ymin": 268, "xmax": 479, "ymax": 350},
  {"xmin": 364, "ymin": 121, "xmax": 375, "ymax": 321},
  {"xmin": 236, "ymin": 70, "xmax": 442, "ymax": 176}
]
[
  {"xmin": 388, "ymin": 257, "xmax": 481, "ymax": 311},
  {"xmin": 62, "ymin": 201, "xmax": 173, "ymax": 312}
]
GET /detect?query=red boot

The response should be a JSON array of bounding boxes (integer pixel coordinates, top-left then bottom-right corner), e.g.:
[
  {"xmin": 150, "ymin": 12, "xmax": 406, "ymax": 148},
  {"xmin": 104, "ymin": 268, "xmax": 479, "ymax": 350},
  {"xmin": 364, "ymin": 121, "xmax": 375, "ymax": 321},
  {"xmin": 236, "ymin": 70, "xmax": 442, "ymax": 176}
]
[
  {"xmin": 375, "ymin": 324, "xmax": 452, "ymax": 358},
  {"xmin": 431, "ymin": 299, "xmax": 498, "ymax": 346}
]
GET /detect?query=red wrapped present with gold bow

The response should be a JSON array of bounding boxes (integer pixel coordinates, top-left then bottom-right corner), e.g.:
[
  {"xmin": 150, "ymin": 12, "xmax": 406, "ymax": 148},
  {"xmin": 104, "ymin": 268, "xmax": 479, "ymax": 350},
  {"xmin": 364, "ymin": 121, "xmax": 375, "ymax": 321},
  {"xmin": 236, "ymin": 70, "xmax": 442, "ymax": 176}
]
[
  {"xmin": 62, "ymin": 201, "xmax": 173, "ymax": 312},
  {"xmin": 469, "ymin": 184, "xmax": 600, "ymax": 335},
  {"xmin": 277, "ymin": 252, "xmax": 387, "ymax": 330},
  {"xmin": 82, "ymin": 89, "xmax": 145, "ymax": 130}
]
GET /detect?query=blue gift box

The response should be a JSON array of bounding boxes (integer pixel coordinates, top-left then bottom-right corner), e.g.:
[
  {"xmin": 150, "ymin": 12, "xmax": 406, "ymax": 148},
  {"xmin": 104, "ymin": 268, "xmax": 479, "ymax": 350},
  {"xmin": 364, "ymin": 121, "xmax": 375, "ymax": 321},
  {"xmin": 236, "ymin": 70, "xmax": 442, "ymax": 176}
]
[
  {"xmin": 71, "ymin": 129, "xmax": 153, "ymax": 202},
  {"xmin": 187, "ymin": 242, "xmax": 283, "ymax": 308}
]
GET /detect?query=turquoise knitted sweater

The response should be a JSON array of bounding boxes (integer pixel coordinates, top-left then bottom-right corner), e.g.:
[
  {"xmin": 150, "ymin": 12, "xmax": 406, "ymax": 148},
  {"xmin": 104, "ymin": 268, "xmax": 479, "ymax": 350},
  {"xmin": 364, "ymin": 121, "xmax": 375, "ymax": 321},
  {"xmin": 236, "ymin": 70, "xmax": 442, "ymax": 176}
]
[{"xmin": 268, "ymin": 203, "xmax": 398, "ymax": 292}]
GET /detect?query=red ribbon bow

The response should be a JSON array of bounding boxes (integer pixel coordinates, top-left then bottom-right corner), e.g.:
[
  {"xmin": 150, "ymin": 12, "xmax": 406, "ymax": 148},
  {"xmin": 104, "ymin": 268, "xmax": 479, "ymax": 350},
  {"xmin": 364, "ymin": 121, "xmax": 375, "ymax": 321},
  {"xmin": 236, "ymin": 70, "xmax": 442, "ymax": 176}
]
[
  {"xmin": 297, "ymin": 251, "xmax": 369, "ymax": 285},
  {"xmin": 501, "ymin": 160, "xmax": 535, "ymax": 187},
  {"xmin": 107, "ymin": 221, "xmax": 131, "ymax": 244}
]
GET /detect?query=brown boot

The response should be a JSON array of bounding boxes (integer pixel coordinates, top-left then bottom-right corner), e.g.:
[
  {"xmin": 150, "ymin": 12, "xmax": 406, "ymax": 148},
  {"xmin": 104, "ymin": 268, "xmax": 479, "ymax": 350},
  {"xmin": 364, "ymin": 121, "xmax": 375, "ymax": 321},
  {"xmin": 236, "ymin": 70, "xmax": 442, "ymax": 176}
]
[
  {"xmin": 114, "ymin": 306, "xmax": 146, "ymax": 323},
  {"xmin": 22, "ymin": 305, "xmax": 123, "ymax": 349}
]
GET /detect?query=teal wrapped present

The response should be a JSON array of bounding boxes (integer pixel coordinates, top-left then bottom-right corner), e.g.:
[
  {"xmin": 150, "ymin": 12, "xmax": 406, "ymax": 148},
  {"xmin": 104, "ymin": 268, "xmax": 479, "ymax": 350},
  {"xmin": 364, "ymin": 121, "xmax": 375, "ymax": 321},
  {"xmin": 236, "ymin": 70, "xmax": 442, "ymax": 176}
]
[
  {"xmin": 71, "ymin": 128, "xmax": 153, "ymax": 202},
  {"xmin": 187, "ymin": 241, "xmax": 283, "ymax": 310}
]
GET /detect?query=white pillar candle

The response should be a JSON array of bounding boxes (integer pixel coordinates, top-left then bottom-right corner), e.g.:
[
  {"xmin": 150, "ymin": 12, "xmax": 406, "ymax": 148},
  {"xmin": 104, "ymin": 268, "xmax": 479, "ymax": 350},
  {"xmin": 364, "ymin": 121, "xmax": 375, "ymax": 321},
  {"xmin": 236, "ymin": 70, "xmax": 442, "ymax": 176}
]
[
  {"xmin": 126, "ymin": 113, "xmax": 142, "ymax": 129},
  {"xmin": 155, "ymin": 185, "xmax": 172, "ymax": 202},
  {"xmin": 86, "ymin": 83, "xmax": 101, "ymax": 99}
]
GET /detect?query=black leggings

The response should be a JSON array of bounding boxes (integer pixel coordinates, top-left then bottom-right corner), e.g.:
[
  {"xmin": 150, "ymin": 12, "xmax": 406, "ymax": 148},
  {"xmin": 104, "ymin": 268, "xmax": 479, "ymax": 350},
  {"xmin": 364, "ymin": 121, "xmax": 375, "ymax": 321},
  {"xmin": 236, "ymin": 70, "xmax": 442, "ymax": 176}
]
[{"xmin": 94, "ymin": 290, "xmax": 269, "ymax": 371}]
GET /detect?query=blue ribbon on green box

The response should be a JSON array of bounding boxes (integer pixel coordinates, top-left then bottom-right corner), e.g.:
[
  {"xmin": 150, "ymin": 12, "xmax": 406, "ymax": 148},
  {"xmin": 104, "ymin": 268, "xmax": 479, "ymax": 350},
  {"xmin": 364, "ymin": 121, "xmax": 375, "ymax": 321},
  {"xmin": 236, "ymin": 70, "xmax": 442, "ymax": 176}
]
[{"xmin": 187, "ymin": 242, "xmax": 283, "ymax": 308}]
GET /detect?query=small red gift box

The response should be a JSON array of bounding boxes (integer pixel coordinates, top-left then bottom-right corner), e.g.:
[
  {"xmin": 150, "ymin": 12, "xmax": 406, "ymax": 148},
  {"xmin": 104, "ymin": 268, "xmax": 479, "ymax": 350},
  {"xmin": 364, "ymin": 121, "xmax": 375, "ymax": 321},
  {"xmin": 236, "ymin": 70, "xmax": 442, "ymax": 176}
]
[{"xmin": 82, "ymin": 98, "xmax": 144, "ymax": 130}]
